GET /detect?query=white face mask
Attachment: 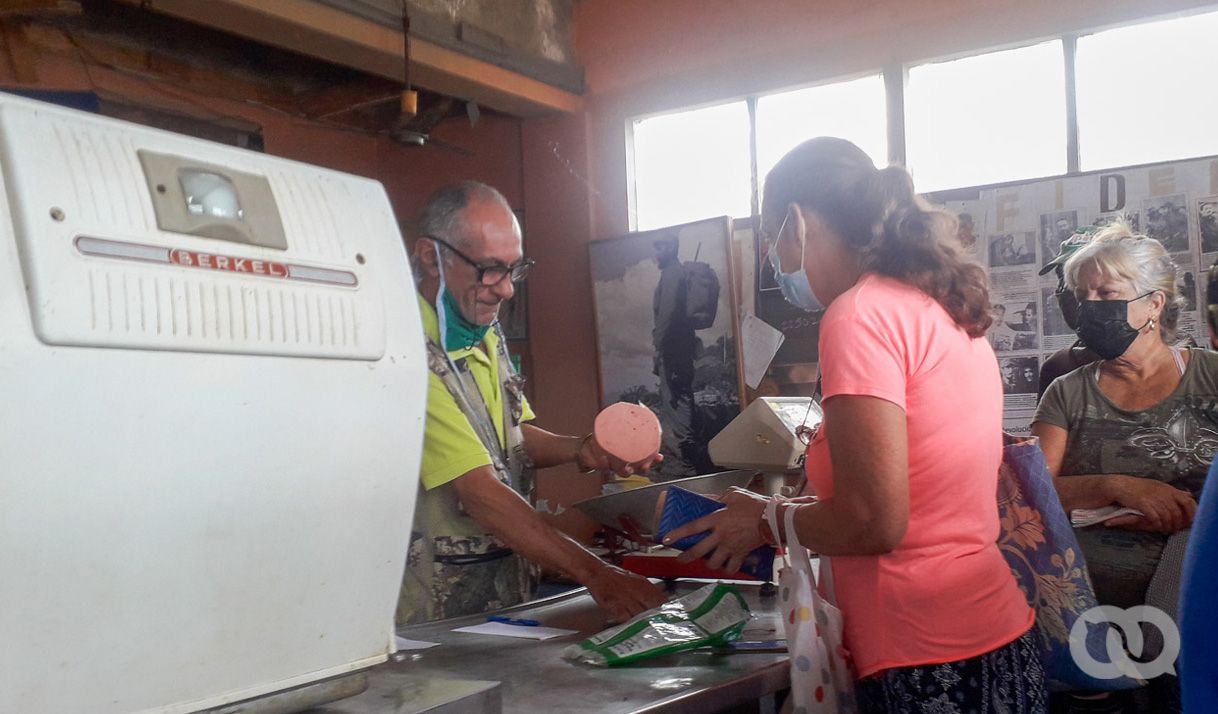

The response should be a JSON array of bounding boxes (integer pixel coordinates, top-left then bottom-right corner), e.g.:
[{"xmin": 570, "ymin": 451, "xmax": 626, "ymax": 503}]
[{"xmin": 767, "ymin": 213, "xmax": 824, "ymax": 313}]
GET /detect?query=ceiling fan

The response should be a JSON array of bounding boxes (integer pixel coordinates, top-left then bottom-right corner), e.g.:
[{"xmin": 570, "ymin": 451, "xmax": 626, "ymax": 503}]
[
  {"xmin": 389, "ymin": 2, "xmax": 476, "ymax": 157},
  {"xmin": 389, "ymin": 94, "xmax": 479, "ymax": 157}
]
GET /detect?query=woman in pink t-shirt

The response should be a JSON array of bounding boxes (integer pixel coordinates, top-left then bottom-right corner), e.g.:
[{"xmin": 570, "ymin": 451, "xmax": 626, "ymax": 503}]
[{"xmin": 665, "ymin": 138, "xmax": 1042, "ymax": 713}]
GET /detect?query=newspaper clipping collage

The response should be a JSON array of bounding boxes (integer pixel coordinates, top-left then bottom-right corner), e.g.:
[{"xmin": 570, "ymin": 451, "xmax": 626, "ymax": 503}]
[{"xmin": 946, "ymin": 155, "xmax": 1218, "ymax": 435}]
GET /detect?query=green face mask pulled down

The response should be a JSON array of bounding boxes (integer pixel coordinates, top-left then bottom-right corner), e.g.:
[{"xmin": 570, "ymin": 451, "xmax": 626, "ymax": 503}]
[{"xmin": 441, "ymin": 288, "xmax": 490, "ymax": 351}]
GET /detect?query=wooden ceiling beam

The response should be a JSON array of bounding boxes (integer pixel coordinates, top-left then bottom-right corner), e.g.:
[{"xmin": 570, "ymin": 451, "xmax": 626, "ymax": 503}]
[
  {"xmin": 113, "ymin": 0, "xmax": 582, "ymax": 117},
  {"xmin": 8, "ymin": 19, "xmax": 403, "ymax": 137},
  {"xmin": 0, "ymin": 0, "xmax": 81, "ymax": 17},
  {"xmin": 60, "ymin": 29, "xmax": 299, "ymax": 109},
  {"xmin": 294, "ymin": 79, "xmax": 402, "ymax": 120},
  {"xmin": 14, "ymin": 23, "xmax": 335, "ymax": 121}
]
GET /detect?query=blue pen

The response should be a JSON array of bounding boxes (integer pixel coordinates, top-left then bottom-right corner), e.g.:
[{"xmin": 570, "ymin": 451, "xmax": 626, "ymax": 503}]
[{"xmin": 487, "ymin": 615, "xmax": 540, "ymax": 627}]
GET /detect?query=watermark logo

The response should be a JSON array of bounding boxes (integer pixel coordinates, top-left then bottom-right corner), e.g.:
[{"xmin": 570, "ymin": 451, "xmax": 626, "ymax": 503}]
[{"xmin": 1069, "ymin": 605, "xmax": 1180, "ymax": 680}]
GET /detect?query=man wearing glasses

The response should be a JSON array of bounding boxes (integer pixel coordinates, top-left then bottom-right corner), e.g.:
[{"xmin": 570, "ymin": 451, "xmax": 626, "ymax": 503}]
[{"xmin": 397, "ymin": 181, "xmax": 666, "ymax": 625}]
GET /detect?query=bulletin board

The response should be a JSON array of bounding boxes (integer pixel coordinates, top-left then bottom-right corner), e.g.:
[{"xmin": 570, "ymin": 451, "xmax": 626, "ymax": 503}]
[{"xmin": 944, "ymin": 154, "xmax": 1218, "ymax": 435}]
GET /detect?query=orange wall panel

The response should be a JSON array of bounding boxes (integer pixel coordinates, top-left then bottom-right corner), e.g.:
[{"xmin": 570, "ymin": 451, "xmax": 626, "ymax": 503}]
[{"xmin": 520, "ymin": 111, "xmax": 603, "ymax": 537}]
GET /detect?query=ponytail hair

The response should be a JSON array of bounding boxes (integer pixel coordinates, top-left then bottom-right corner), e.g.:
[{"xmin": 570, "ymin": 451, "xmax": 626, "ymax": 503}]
[{"xmin": 762, "ymin": 137, "xmax": 993, "ymax": 337}]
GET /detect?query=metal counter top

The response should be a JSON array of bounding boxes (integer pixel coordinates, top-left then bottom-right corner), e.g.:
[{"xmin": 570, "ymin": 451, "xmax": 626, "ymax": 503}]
[{"xmin": 310, "ymin": 580, "xmax": 789, "ymax": 714}]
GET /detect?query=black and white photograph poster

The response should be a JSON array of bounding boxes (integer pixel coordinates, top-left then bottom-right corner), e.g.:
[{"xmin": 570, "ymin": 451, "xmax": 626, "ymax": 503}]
[
  {"xmin": 1199, "ymin": 197, "xmax": 1218, "ymax": 255},
  {"xmin": 1181, "ymin": 270, "xmax": 1199, "ymax": 312},
  {"xmin": 1144, "ymin": 194, "xmax": 1190, "ymax": 253},
  {"xmin": 987, "ymin": 232, "xmax": 1036, "ymax": 268},
  {"xmin": 999, "ymin": 355, "xmax": 1040, "ymax": 416},
  {"xmin": 999, "ymin": 355, "xmax": 1039, "ymax": 396},
  {"xmin": 1039, "ymin": 210, "xmax": 1079, "ymax": 263},
  {"xmin": 589, "ymin": 216, "xmax": 742, "ymax": 479},
  {"xmin": 988, "ymin": 298, "xmax": 1039, "ymax": 352},
  {"xmin": 969, "ymin": 157, "xmax": 1216, "ymax": 434},
  {"xmin": 1040, "ymin": 286, "xmax": 1073, "ymax": 337},
  {"xmin": 957, "ymin": 211, "xmax": 979, "ymax": 254}
]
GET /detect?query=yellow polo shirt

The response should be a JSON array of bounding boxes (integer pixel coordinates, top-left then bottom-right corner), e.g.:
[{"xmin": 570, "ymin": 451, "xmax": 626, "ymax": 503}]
[{"xmin": 418, "ymin": 295, "xmax": 534, "ymax": 490}]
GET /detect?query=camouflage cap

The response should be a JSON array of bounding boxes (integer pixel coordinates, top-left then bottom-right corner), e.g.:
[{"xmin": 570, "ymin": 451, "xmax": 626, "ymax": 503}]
[{"xmin": 1038, "ymin": 225, "xmax": 1100, "ymax": 276}]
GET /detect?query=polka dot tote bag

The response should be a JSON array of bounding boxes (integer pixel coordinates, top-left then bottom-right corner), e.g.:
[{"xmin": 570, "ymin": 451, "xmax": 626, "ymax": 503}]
[{"xmin": 766, "ymin": 499, "xmax": 857, "ymax": 713}]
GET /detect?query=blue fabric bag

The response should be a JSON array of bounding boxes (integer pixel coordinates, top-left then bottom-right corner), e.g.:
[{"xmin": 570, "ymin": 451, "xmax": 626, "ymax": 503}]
[{"xmin": 997, "ymin": 433, "xmax": 1143, "ymax": 692}]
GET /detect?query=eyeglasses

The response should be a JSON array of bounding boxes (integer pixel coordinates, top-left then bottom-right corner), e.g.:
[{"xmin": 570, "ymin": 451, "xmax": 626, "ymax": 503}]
[{"xmin": 425, "ymin": 235, "xmax": 534, "ymax": 286}]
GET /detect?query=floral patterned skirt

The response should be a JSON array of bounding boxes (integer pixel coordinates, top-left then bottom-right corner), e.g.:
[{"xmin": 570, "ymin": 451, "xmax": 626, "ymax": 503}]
[{"xmin": 855, "ymin": 628, "xmax": 1047, "ymax": 714}]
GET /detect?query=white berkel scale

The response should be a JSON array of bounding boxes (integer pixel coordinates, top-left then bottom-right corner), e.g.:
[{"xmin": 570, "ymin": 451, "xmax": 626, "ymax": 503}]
[{"xmin": 0, "ymin": 93, "xmax": 426, "ymax": 714}]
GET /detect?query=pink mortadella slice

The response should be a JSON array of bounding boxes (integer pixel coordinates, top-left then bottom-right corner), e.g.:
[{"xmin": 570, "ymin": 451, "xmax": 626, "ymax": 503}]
[{"xmin": 593, "ymin": 402, "xmax": 662, "ymax": 464}]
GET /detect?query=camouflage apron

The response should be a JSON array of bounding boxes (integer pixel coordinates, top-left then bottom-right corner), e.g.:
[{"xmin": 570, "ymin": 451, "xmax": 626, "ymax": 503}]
[{"xmin": 396, "ymin": 324, "xmax": 539, "ymax": 625}]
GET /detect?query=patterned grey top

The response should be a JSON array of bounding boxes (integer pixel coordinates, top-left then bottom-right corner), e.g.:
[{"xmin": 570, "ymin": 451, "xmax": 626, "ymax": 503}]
[
  {"xmin": 1036, "ymin": 348, "xmax": 1218, "ymax": 497},
  {"xmin": 1035, "ymin": 348, "xmax": 1218, "ymax": 608}
]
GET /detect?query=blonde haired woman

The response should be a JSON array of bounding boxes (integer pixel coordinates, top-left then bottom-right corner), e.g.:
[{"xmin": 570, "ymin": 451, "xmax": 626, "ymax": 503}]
[{"xmin": 1032, "ymin": 223, "xmax": 1218, "ymax": 712}]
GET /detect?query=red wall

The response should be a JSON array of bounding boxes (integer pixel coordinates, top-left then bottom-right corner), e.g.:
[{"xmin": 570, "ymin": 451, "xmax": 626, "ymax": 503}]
[{"xmin": 520, "ymin": 112, "xmax": 605, "ymax": 534}]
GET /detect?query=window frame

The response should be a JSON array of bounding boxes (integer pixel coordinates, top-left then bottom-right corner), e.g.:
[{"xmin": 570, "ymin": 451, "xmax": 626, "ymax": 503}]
[
  {"xmin": 625, "ymin": 71, "xmax": 891, "ymax": 231},
  {"xmin": 624, "ymin": 5, "xmax": 1218, "ymax": 229},
  {"xmin": 902, "ymin": 37, "xmax": 1071, "ymax": 193},
  {"xmin": 625, "ymin": 97, "xmax": 754, "ymax": 232}
]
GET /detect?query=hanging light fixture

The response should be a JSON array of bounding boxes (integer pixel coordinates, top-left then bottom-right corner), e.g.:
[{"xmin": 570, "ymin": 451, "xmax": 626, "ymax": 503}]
[{"xmin": 400, "ymin": 1, "xmax": 418, "ymax": 118}]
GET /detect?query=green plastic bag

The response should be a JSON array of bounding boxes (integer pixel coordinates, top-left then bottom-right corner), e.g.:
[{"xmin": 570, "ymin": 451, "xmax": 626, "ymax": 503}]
[{"xmin": 562, "ymin": 584, "xmax": 751, "ymax": 667}]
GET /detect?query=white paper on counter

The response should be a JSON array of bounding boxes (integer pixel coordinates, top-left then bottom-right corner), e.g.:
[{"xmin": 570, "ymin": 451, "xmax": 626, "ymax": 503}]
[
  {"xmin": 452, "ymin": 622, "xmax": 578, "ymax": 640},
  {"xmin": 741, "ymin": 314, "xmax": 785, "ymax": 389},
  {"xmin": 394, "ymin": 636, "xmax": 441, "ymax": 651}
]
